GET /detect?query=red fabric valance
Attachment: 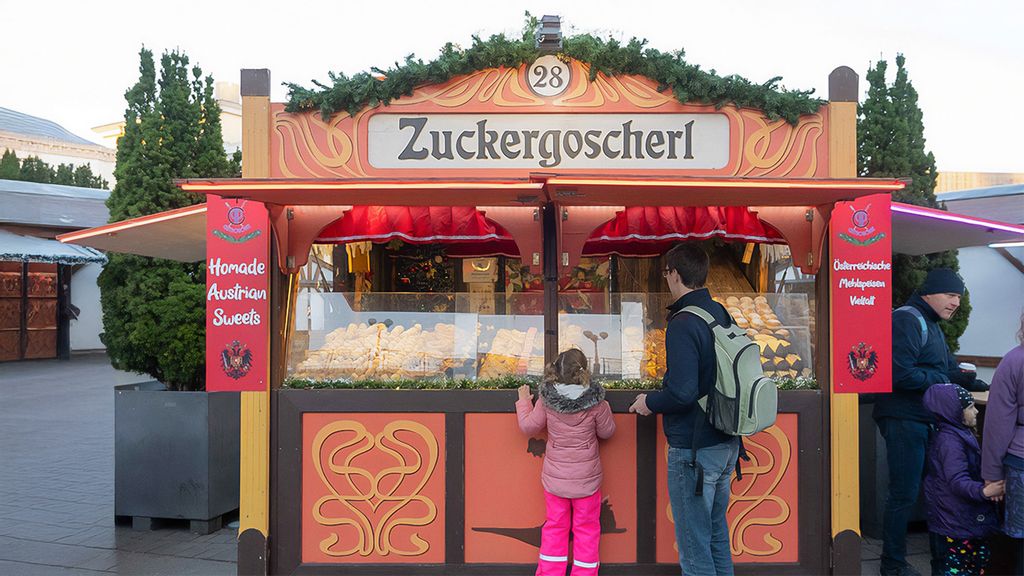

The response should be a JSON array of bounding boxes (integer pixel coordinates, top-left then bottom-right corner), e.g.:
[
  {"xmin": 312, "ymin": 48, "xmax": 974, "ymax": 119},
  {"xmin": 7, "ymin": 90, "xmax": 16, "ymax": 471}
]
[
  {"xmin": 315, "ymin": 206, "xmax": 520, "ymax": 257},
  {"xmin": 583, "ymin": 206, "xmax": 785, "ymax": 257}
]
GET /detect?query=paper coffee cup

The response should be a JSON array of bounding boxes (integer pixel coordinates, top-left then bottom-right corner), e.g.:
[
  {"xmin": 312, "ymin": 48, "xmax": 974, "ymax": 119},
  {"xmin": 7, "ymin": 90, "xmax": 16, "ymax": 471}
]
[{"xmin": 958, "ymin": 362, "xmax": 976, "ymax": 372}]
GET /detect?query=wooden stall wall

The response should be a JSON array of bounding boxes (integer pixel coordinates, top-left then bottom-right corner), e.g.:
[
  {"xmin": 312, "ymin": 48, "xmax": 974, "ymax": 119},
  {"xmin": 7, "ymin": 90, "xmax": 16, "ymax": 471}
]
[{"xmin": 271, "ymin": 389, "xmax": 824, "ymax": 575}]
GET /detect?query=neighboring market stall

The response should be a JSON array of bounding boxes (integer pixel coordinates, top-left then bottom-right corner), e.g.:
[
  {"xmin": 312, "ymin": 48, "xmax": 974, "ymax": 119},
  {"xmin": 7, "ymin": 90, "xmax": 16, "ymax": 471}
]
[{"xmin": 59, "ymin": 27, "xmax": 1023, "ymax": 576}]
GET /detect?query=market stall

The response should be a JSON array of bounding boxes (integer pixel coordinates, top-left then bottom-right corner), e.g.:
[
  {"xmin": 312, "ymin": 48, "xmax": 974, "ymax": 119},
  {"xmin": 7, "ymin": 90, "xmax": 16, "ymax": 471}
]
[
  {"xmin": 63, "ymin": 30, "xmax": 995, "ymax": 574},
  {"xmin": 171, "ymin": 48, "xmax": 909, "ymax": 575}
]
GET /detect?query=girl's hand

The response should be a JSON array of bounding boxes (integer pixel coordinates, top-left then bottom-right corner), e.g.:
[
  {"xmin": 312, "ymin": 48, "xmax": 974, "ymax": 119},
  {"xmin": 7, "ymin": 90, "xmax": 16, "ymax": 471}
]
[
  {"xmin": 517, "ymin": 385, "xmax": 531, "ymax": 402},
  {"xmin": 983, "ymin": 480, "xmax": 1005, "ymax": 500}
]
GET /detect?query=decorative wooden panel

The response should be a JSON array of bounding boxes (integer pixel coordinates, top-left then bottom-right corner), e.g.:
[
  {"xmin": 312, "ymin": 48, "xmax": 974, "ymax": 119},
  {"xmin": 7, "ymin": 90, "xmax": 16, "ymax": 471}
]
[
  {"xmin": 301, "ymin": 412, "xmax": 446, "ymax": 564},
  {"xmin": 0, "ymin": 331, "xmax": 18, "ymax": 362},
  {"xmin": 25, "ymin": 329, "xmax": 56, "ymax": 359},
  {"xmin": 27, "ymin": 272, "xmax": 57, "ymax": 298},
  {"xmin": 26, "ymin": 299, "xmax": 57, "ymax": 329},
  {"xmin": 0, "ymin": 271, "xmax": 20, "ymax": 298},
  {"xmin": 464, "ymin": 413, "xmax": 636, "ymax": 564},
  {"xmin": 0, "ymin": 299, "xmax": 19, "ymax": 330},
  {"xmin": 656, "ymin": 413, "xmax": 801, "ymax": 564}
]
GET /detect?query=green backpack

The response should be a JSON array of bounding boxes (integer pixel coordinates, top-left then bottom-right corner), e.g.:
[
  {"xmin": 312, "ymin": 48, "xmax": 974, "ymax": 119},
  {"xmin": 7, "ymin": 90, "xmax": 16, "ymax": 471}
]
[{"xmin": 680, "ymin": 305, "xmax": 778, "ymax": 436}]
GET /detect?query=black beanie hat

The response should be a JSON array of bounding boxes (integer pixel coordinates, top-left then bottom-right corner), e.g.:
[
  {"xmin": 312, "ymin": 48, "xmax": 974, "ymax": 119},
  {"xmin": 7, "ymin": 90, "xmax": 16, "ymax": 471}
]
[{"xmin": 919, "ymin": 268, "xmax": 965, "ymax": 296}]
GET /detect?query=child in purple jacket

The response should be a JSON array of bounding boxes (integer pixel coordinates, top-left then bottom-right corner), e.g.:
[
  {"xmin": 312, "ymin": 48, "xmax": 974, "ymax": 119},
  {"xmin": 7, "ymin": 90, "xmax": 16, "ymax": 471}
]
[
  {"xmin": 923, "ymin": 383, "xmax": 1005, "ymax": 576},
  {"xmin": 516, "ymin": 348, "xmax": 616, "ymax": 576}
]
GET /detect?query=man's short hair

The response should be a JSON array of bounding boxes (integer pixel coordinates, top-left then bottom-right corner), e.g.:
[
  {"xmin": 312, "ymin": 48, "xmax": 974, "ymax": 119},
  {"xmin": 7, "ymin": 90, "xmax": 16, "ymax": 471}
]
[{"xmin": 665, "ymin": 243, "xmax": 709, "ymax": 289}]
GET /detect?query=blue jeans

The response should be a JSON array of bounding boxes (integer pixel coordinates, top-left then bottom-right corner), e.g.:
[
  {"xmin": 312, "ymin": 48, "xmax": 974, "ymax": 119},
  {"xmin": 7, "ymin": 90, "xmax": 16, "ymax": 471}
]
[
  {"xmin": 667, "ymin": 440, "xmax": 740, "ymax": 576},
  {"xmin": 877, "ymin": 418, "xmax": 930, "ymax": 572}
]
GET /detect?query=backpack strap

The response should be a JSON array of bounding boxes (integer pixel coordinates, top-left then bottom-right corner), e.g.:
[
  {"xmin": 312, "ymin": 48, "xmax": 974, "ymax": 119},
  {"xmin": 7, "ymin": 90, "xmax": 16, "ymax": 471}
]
[
  {"xmin": 680, "ymin": 304, "xmax": 749, "ymax": 486},
  {"xmin": 895, "ymin": 305, "xmax": 928, "ymax": 348},
  {"xmin": 680, "ymin": 305, "xmax": 717, "ymax": 327}
]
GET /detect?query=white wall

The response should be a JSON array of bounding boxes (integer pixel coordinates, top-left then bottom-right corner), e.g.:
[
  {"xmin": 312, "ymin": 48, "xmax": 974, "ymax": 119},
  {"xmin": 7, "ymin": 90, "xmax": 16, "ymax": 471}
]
[
  {"xmin": 70, "ymin": 263, "xmax": 105, "ymax": 350},
  {"xmin": 957, "ymin": 245, "xmax": 1024, "ymax": 360}
]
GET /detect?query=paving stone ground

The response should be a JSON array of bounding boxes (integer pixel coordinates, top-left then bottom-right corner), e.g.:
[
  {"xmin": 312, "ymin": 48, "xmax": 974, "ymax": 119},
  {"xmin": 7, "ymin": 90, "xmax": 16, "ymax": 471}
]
[
  {"xmin": 861, "ymin": 530, "xmax": 932, "ymax": 575},
  {"xmin": 0, "ymin": 353, "xmax": 235, "ymax": 576}
]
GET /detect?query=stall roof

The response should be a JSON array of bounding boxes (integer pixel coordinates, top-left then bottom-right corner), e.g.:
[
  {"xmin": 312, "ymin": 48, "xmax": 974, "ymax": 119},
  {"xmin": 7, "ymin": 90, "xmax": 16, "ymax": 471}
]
[
  {"xmin": 58, "ymin": 182, "xmax": 1024, "ymax": 262},
  {"xmin": 891, "ymin": 203, "xmax": 1024, "ymax": 255},
  {"xmin": 177, "ymin": 176, "xmax": 906, "ymax": 207},
  {"xmin": 56, "ymin": 203, "xmax": 206, "ymax": 262},
  {"xmin": 0, "ymin": 178, "xmax": 110, "ymax": 229},
  {"xmin": 937, "ymin": 183, "xmax": 1024, "ymax": 202},
  {"xmin": 1, "ymin": 228, "xmax": 106, "ymax": 264},
  {"xmin": 179, "ymin": 178, "xmax": 547, "ymax": 207},
  {"xmin": 540, "ymin": 176, "xmax": 906, "ymax": 206}
]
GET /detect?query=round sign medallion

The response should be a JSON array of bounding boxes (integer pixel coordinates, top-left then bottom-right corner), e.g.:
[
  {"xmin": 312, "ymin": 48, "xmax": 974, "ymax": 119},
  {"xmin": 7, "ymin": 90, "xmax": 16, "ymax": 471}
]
[
  {"xmin": 227, "ymin": 206, "xmax": 246, "ymax": 226},
  {"xmin": 528, "ymin": 55, "xmax": 571, "ymax": 97}
]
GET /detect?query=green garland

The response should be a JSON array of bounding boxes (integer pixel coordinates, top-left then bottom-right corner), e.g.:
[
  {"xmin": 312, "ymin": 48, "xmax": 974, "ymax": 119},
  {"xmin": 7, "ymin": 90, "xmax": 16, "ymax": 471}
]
[{"xmin": 285, "ymin": 24, "xmax": 824, "ymax": 124}]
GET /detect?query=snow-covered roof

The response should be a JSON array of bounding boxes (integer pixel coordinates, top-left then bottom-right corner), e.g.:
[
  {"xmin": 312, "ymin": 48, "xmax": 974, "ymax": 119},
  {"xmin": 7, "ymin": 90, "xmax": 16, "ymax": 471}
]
[
  {"xmin": 0, "ymin": 228, "xmax": 106, "ymax": 264},
  {"xmin": 0, "ymin": 178, "xmax": 110, "ymax": 229}
]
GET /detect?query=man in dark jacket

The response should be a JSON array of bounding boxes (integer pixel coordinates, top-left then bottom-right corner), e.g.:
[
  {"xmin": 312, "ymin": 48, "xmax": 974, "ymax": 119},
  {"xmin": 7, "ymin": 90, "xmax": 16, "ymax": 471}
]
[
  {"xmin": 629, "ymin": 243, "xmax": 739, "ymax": 576},
  {"xmin": 874, "ymin": 268, "xmax": 986, "ymax": 576}
]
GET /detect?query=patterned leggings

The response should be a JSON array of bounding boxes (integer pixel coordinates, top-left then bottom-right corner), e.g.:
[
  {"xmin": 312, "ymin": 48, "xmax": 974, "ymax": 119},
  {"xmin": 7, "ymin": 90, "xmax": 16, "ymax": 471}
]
[{"xmin": 930, "ymin": 533, "xmax": 990, "ymax": 576}]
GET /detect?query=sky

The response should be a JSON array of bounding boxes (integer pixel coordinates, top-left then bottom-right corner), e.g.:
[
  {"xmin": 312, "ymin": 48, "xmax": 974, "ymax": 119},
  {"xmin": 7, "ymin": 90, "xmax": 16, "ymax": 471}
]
[{"xmin": 2, "ymin": 0, "xmax": 1021, "ymax": 173}]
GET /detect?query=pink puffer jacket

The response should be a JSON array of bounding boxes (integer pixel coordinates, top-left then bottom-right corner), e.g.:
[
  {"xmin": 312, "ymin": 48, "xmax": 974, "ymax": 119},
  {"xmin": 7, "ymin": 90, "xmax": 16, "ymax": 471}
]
[{"xmin": 516, "ymin": 382, "xmax": 616, "ymax": 499}]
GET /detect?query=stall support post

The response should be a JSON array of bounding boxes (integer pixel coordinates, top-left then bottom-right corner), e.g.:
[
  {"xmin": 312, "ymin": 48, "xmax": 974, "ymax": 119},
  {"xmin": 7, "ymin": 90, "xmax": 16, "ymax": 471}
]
[
  {"xmin": 543, "ymin": 202, "xmax": 558, "ymax": 365},
  {"xmin": 827, "ymin": 65, "xmax": 861, "ymax": 576},
  {"xmin": 237, "ymin": 68, "xmax": 271, "ymax": 576}
]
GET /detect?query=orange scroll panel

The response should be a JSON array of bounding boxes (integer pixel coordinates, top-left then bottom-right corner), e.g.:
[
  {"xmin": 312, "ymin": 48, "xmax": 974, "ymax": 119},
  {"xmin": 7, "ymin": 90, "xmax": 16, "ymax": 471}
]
[
  {"xmin": 464, "ymin": 413, "xmax": 637, "ymax": 564},
  {"xmin": 301, "ymin": 413, "xmax": 446, "ymax": 564},
  {"xmin": 656, "ymin": 413, "xmax": 800, "ymax": 564}
]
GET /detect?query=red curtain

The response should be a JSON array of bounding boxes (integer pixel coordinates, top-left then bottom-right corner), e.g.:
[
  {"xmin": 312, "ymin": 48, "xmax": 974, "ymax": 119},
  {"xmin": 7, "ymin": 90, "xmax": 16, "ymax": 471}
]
[
  {"xmin": 315, "ymin": 206, "xmax": 520, "ymax": 257},
  {"xmin": 583, "ymin": 206, "xmax": 785, "ymax": 257}
]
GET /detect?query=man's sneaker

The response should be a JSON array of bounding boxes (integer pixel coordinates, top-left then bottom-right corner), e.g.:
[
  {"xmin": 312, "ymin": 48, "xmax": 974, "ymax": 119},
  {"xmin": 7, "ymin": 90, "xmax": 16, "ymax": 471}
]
[{"xmin": 879, "ymin": 565, "xmax": 923, "ymax": 576}]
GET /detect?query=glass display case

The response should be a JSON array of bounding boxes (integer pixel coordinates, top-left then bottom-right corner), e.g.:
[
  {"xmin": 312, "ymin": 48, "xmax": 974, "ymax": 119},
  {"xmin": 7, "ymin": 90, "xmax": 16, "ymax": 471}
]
[{"xmin": 286, "ymin": 291, "xmax": 815, "ymax": 384}]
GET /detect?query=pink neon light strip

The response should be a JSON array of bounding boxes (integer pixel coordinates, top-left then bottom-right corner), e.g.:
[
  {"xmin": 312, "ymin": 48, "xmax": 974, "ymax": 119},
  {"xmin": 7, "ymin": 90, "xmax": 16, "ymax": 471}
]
[{"xmin": 891, "ymin": 203, "xmax": 1024, "ymax": 235}]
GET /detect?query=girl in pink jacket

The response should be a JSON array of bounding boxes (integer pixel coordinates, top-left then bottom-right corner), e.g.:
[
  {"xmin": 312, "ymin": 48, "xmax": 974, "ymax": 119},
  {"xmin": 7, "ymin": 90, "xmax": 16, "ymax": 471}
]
[{"xmin": 516, "ymin": 348, "xmax": 616, "ymax": 576}]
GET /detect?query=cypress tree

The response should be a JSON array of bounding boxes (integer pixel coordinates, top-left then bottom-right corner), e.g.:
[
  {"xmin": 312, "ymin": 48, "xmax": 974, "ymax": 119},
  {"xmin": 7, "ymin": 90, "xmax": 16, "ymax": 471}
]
[
  {"xmin": 72, "ymin": 164, "xmax": 108, "ymax": 189},
  {"xmin": 858, "ymin": 54, "xmax": 969, "ymax": 351},
  {"xmin": 18, "ymin": 155, "xmax": 54, "ymax": 183},
  {"xmin": 0, "ymin": 149, "xmax": 19, "ymax": 180},
  {"xmin": 0, "ymin": 149, "xmax": 107, "ymax": 188},
  {"xmin": 54, "ymin": 163, "xmax": 75, "ymax": 186},
  {"xmin": 98, "ymin": 47, "xmax": 233, "ymax": 391}
]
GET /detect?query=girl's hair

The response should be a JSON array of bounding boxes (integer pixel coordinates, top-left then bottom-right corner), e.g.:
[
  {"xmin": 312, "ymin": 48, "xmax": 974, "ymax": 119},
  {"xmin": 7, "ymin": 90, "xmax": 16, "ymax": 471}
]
[{"xmin": 543, "ymin": 348, "xmax": 591, "ymax": 387}]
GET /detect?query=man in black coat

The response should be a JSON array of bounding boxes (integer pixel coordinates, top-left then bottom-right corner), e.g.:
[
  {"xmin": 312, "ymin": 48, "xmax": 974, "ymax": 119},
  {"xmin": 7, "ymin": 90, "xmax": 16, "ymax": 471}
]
[{"xmin": 629, "ymin": 243, "xmax": 739, "ymax": 576}]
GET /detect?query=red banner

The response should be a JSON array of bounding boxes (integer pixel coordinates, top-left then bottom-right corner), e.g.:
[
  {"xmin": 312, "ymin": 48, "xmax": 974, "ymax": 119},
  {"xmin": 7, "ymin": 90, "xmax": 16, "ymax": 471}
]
[
  {"xmin": 206, "ymin": 195, "xmax": 270, "ymax": 392},
  {"xmin": 830, "ymin": 194, "xmax": 892, "ymax": 394}
]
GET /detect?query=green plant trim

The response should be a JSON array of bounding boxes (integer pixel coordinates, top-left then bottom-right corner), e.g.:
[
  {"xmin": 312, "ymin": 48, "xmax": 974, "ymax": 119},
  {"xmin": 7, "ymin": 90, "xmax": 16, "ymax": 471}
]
[
  {"xmin": 285, "ymin": 28, "xmax": 823, "ymax": 125},
  {"xmin": 283, "ymin": 376, "xmax": 818, "ymax": 391},
  {"xmin": 775, "ymin": 376, "xmax": 819, "ymax": 391}
]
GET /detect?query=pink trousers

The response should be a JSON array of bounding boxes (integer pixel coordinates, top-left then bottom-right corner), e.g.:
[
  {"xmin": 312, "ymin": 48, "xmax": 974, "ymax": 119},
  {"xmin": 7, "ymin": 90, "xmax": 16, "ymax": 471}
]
[{"xmin": 536, "ymin": 490, "xmax": 602, "ymax": 576}]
